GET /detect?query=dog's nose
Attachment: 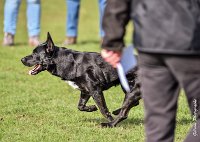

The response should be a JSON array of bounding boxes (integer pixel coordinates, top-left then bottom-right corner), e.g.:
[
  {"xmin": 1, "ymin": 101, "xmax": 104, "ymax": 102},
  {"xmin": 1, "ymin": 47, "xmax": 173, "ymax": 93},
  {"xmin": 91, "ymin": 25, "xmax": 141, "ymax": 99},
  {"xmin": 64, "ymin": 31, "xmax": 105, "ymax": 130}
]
[{"xmin": 21, "ymin": 57, "xmax": 26, "ymax": 63}]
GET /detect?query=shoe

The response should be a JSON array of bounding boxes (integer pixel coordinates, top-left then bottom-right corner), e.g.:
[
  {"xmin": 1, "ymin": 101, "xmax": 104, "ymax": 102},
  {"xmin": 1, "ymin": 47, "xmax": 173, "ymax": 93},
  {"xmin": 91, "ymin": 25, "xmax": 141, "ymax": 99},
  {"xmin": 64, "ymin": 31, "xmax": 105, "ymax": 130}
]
[
  {"xmin": 63, "ymin": 36, "xmax": 77, "ymax": 45},
  {"xmin": 100, "ymin": 37, "xmax": 104, "ymax": 44},
  {"xmin": 29, "ymin": 36, "xmax": 40, "ymax": 47},
  {"xmin": 3, "ymin": 33, "xmax": 14, "ymax": 46}
]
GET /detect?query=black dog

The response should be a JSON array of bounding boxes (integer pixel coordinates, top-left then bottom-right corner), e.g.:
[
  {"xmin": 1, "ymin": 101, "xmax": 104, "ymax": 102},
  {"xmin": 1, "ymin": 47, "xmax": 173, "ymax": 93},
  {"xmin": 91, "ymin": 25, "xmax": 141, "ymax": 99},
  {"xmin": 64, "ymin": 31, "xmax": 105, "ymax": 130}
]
[{"xmin": 21, "ymin": 32, "xmax": 141, "ymax": 127}]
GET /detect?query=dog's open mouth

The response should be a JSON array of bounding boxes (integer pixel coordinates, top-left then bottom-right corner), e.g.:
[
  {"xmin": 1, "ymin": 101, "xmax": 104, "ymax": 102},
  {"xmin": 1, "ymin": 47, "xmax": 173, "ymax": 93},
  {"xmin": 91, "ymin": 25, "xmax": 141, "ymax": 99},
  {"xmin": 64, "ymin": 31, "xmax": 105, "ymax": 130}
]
[{"xmin": 29, "ymin": 64, "xmax": 42, "ymax": 75}]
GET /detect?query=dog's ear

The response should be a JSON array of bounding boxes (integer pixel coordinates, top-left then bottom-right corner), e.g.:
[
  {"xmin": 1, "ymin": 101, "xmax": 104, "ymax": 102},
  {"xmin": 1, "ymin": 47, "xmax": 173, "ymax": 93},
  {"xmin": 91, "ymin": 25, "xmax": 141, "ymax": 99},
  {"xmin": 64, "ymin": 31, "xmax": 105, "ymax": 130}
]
[{"xmin": 46, "ymin": 32, "xmax": 54, "ymax": 53}]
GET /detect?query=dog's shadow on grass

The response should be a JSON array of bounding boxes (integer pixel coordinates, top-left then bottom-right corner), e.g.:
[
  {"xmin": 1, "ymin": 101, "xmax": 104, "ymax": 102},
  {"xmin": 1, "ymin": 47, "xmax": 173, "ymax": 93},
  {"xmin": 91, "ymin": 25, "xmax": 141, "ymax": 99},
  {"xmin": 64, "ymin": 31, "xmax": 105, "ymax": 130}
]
[
  {"xmin": 83, "ymin": 117, "xmax": 193, "ymax": 128},
  {"xmin": 83, "ymin": 117, "xmax": 144, "ymax": 127}
]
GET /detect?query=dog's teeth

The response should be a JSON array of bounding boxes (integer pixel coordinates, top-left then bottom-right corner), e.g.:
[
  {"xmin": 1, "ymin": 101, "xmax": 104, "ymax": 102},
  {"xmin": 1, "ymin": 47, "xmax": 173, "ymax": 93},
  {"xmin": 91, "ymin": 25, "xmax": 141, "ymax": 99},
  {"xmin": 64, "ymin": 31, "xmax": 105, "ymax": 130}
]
[
  {"xmin": 28, "ymin": 64, "xmax": 41, "ymax": 75},
  {"xmin": 28, "ymin": 70, "xmax": 33, "ymax": 75}
]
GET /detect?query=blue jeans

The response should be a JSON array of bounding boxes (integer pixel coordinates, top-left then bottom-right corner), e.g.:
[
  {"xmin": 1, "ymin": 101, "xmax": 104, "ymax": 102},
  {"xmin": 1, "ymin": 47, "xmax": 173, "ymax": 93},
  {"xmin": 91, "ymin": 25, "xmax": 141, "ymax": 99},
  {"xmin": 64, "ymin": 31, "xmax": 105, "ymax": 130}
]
[
  {"xmin": 4, "ymin": 0, "xmax": 41, "ymax": 37},
  {"xmin": 66, "ymin": 0, "xmax": 106, "ymax": 37}
]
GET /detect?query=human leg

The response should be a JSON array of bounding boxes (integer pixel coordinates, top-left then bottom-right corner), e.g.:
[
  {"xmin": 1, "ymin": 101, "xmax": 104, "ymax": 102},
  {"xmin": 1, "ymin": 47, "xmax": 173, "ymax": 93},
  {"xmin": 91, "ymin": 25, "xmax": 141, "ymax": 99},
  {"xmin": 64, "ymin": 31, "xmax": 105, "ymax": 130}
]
[
  {"xmin": 27, "ymin": 0, "xmax": 41, "ymax": 46},
  {"xmin": 4, "ymin": 0, "xmax": 21, "ymax": 35},
  {"xmin": 64, "ymin": 0, "xmax": 80, "ymax": 45},
  {"xmin": 138, "ymin": 53, "xmax": 180, "ymax": 142},
  {"xmin": 165, "ymin": 55, "xmax": 200, "ymax": 141},
  {"xmin": 3, "ymin": 0, "xmax": 21, "ymax": 46},
  {"xmin": 98, "ymin": 0, "xmax": 106, "ymax": 38}
]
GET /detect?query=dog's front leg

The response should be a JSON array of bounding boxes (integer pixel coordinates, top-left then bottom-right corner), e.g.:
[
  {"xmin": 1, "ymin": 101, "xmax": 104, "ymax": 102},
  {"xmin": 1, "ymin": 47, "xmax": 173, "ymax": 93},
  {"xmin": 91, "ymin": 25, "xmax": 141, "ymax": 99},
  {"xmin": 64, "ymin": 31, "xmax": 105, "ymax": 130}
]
[
  {"xmin": 91, "ymin": 91, "xmax": 113, "ymax": 122},
  {"xmin": 78, "ymin": 92, "xmax": 98, "ymax": 112}
]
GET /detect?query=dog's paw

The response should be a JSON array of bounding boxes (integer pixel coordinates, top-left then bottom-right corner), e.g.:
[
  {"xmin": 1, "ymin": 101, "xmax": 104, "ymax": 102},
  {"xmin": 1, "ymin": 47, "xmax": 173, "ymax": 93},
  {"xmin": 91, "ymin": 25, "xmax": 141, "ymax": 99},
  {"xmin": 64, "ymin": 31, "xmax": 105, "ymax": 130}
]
[
  {"xmin": 101, "ymin": 122, "xmax": 114, "ymax": 128},
  {"xmin": 112, "ymin": 108, "xmax": 121, "ymax": 115}
]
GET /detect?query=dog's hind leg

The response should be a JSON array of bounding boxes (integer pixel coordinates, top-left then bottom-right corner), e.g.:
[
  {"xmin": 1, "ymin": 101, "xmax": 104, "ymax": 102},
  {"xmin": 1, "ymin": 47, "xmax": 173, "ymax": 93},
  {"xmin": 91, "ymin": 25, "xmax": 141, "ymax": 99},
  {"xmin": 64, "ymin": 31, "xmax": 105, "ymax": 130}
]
[
  {"xmin": 91, "ymin": 91, "xmax": 113, "ymax": 122},
  {"xmin": 112, "ymin": 93, "xmax": 139, "ymax": 115},
  {"xmin": 112, "ymin": 102, "xmax": 139, "ymax": 115},
  {"xmin": 113, "ymin": 75, "xmax": 141, "ymax": 116},
  {"xmin": 78, "ymin": 92, "xmax": 98, "ymax": 112},
  {"xmin": 112, "ymin": 91, "xmax": 128, "ymax": 116},
  {"xmin": 101, "ymin": 86, "xmax": 141, "ymax": 127}
]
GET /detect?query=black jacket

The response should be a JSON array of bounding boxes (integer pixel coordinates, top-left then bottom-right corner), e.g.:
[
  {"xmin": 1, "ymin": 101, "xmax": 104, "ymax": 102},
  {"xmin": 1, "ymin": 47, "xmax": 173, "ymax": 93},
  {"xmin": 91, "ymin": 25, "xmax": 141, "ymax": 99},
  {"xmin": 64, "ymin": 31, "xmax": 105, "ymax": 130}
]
[{"xmin": 102, "ymin": 0, "xmax": 200, "ymax": 55}]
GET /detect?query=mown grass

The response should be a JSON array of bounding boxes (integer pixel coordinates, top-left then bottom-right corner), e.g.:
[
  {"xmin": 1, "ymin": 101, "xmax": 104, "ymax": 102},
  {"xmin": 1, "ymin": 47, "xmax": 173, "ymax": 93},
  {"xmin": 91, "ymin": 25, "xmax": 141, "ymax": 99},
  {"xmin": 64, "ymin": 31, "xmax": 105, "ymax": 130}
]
[{"xmin": 0, "ymin": 0, "xmax": 193, "ymax": 141}]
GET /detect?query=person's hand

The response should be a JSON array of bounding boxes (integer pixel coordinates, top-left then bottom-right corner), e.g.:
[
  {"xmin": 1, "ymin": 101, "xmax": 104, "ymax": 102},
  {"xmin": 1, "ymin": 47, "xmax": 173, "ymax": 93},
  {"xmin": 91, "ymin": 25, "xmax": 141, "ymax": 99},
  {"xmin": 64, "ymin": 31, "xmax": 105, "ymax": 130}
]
[{"xmin": 101, "ymin": 49, "xmax": 122, "ymax": 68}]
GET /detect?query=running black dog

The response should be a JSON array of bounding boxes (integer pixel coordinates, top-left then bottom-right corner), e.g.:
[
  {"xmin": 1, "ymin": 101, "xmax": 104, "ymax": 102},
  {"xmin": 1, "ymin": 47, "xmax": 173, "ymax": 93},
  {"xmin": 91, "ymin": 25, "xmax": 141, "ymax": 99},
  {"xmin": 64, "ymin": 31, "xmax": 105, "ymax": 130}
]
[{"xmin": 21, "ymin": 33, "xmax": 141, "ymax": 127}]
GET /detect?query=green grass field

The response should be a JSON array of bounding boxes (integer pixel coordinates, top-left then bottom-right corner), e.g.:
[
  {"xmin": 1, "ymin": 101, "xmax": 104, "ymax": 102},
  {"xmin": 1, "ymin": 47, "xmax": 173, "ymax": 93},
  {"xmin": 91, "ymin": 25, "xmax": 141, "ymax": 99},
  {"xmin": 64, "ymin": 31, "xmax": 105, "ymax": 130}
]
[{"xmin": 0, "ymin": 0, "xmax": 194, "ymax": 142}]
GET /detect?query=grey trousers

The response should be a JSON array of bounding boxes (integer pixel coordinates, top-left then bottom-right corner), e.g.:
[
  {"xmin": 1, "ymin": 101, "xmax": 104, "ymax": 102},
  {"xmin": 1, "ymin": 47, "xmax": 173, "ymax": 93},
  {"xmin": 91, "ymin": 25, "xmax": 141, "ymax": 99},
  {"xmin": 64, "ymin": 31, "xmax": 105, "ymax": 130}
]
[{"xmin": 138, "ymin": 52, "xmax": 200, "ymax": 142}]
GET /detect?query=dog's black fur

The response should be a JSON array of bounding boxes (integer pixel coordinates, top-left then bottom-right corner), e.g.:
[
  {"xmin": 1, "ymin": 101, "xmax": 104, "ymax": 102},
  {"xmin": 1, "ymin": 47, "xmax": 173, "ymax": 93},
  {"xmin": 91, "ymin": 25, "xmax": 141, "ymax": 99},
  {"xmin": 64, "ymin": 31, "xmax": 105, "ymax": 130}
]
[{"xmin": 21, "ymin": 33, "xmax": 141, "ymax": 127}]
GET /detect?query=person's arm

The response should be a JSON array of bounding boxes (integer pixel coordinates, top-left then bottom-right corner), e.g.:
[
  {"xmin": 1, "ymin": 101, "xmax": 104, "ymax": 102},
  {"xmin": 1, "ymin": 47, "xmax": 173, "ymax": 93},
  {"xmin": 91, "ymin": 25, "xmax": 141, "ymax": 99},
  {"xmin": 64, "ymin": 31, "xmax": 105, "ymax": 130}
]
[
  {"xmin": 102, "ymin": 0, "xmax": 131, "ymax": 51},
  {"xmin": 101, "ymin": 0, "xmax": 131, "ymax": 68}
]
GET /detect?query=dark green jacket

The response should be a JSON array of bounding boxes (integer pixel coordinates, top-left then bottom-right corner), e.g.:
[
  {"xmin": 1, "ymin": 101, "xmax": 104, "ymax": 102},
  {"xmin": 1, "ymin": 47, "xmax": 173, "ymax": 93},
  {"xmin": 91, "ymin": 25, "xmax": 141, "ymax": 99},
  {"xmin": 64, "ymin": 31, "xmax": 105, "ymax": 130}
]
[{"xmin": 102, "ymin": 0, "xmax": 200, "ymax": 55}]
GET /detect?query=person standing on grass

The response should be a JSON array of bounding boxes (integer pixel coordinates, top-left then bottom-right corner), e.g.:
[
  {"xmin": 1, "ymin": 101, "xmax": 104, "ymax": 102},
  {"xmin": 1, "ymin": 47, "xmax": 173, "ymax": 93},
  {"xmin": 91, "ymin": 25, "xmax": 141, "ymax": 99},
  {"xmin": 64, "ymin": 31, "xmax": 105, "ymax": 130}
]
[
  {"xmin": 3, "ymin": 0, "xmax": 41, "ymax": 47},
  {"xmin": 64, "ymin": 0, "xmax": 106, "ymax": 45},
  {"xmin": 101, "ymin": 0, "xmax": 200, "ymax": 142}
]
